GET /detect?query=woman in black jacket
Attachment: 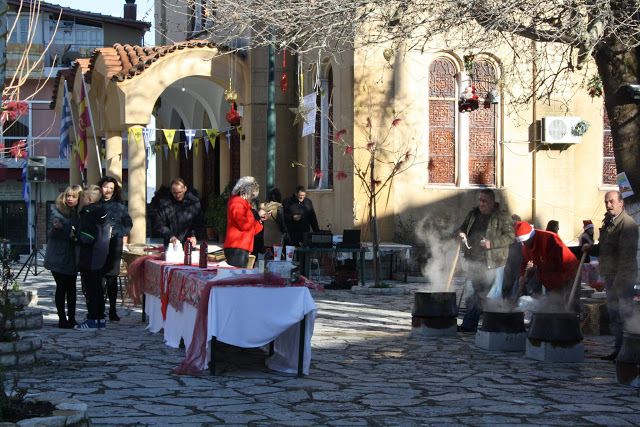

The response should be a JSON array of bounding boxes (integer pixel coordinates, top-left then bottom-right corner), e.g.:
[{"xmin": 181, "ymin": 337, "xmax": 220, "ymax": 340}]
[{"xmin": 97, "ymin": 176, "xmax": 133, "ymax": 321}]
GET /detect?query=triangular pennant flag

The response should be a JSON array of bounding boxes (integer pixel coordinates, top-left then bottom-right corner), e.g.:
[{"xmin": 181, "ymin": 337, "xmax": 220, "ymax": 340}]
[
  {"xmin": 173, "ymin": 144, "xmax": 179, "ymax": 161},
  {"xmin": 130, "ymin": 128, "xmax": 143, "ymax": 146},
  {"xmin": 226, "ymin": 130, "xmax": 232, "ymax": 149},
  {"xmin": 185, "ymin": 129, "xmax": 196, "ymax": 150},
  {"xmin": 194, "ymin": 138, "xmax": 200, "ymax": 157},
  {"xmin": 142, "ymin": 127, "xmax": 154, "ymax": 148},
  {"xmin": 204, "ymin": 135, "xmax": 210, "ymax": 155},
  {"xmin": 163, "ymin": 129, "xmax": 176, "ymax": 150},
  {"xmin": 184, "ymin": 142, "xmax": 189, "ymax": 158},
  {"xmin": 236, "ymin": 125, "xmax": 242, "ymax": 142},
  {"xmin": 206, "ymin": 129, "xmax": 219, "ymax": 149},
  {"xmin": 163, "ymin": 145, "xmax": 169, "ymax": 160}
]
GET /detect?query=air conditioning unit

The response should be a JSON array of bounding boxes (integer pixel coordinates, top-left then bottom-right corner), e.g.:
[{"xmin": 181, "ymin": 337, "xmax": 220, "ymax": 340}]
[{"xmin": 541, "ymin": 116, "xmax": 583, "ymax": 144}]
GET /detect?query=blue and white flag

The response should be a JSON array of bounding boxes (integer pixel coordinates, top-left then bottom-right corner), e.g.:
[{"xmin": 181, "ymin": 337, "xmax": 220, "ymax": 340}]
[
  {"xmin": 59, "ymin": 82, "xmax": 72, "ymax": 159},
  {"xmin": 142, "ymin": 127, "xmax": 154, "ymax": 148},
  {"xmin": 21, "ymin": 160, "xmax": 31, "ymax": 243},
  {"xmin": 185, "ymin": 129, "xmax": 196, "ymax": 150}
]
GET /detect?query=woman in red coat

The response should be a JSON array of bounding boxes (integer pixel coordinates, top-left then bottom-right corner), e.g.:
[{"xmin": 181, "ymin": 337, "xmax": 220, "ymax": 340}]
[{"xmin": 223, "ymin": 176, "xmax": 270, "ymax": 267}]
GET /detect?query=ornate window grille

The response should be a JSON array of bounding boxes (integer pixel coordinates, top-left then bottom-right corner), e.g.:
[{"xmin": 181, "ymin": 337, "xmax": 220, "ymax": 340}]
[{"xmin": 602, "ymin": 109, "xmax": 617, "ymax": 186}]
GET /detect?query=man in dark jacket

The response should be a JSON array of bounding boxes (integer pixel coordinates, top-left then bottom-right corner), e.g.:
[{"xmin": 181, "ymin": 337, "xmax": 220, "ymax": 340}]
[
  {"xmin": 457, "ymin": 189, "xmax": 514, "ymax": 332},
  {"xmin": 583, "ymin": 190, "xmax": 639, "ymax": 361},
  {"xmin": 283, "ymin": 186, "xmax": 320, "ymax": 246},
  {"xmin": 154, "ymin": 178, "xmax": 206, "ymax": 247}
]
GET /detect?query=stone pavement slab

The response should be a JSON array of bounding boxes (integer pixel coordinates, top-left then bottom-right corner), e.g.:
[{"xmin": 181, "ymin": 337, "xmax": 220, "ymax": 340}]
[{"xmin": 3, "ymin": 269, "xmax": 637, "ymax": 426}]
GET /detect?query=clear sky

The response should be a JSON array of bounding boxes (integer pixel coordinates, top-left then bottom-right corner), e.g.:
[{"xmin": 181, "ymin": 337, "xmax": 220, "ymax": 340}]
[{"xmin": 52, "ymin": 0, "xmax": 155, "ymax": 45}]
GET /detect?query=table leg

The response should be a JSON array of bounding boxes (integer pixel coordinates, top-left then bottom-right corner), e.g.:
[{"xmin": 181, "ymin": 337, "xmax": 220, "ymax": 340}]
[
  {"xmin": 142, "ymin": 293, "xmax": 146, "ymax": 323},
  {"xmin": 359, "ymin": 249, "xmax": 365, "ymax": 286},
  {"xmin": 304, "ymin": 252, "xmax": 311, "ymax": 278},
  {"xmin": 210, "ymin": 336, "xmax": 217, "ymax": 375},
  {"xmin": 298, "ymin": 315, "xmax": 306, "ymax": 377}
]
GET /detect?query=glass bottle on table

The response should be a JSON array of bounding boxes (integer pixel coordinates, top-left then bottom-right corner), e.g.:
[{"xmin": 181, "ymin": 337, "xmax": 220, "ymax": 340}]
[
  {"xmin": 184, "ymin": 241, "xmax": 192, "ymax": 265},
  {"xmin": 199, "ymin": 240, "xmax": 208, "ymax": 268}
]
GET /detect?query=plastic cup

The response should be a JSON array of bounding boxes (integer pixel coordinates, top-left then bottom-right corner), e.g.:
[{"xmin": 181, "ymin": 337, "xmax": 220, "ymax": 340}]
[
  {"xmin": 285, "ymin": 245, "xmax": 295, "ymax": 261},
  {"xmin": 273, "ymin": 244, "xmax": 283, "ymax": 260}
]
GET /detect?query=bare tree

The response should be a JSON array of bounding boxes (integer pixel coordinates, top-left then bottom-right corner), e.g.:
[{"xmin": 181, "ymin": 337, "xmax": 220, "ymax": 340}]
[{"xmin": 164, "ymin": 0, "xmax": 640, "ymax": 211}]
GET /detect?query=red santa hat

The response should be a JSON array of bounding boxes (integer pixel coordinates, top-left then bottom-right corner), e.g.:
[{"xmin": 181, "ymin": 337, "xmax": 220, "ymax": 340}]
[
  {"xmin": 514, "ymin": 221, "xmax": 535, "ymax": 242},
  {"xmin": 583, "ymin": 220, "xmax": 594, "ymax": 231}
]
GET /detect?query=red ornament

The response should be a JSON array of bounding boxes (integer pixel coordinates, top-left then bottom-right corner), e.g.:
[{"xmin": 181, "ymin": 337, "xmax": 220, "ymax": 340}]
[
  {"xmin": 226, "ymin": 107, "xmax": 241, "ymax": 126},
  {"xmin": 280, "ymin": 50, "xmax": 288, "ymax": 92},
  {"xmin": 10, "ymin": 140, "xmax": 28, "ymax": 159}
]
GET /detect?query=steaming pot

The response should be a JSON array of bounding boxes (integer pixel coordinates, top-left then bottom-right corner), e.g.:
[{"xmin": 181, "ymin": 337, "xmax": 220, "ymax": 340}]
[
  {"xmin": 412, "ymin": 292, "xmax": 458, "ymax": 318},
  {"xmin": 527, "ymin": 312, "xmax": 583, "ymax": 342},
  {"xmin": 481, "ymin": 310, "xmax": 526, "ymax": 334},
  {"xmin": 617, "ymin": 331, "xmax": 640, "ymax": 364}
]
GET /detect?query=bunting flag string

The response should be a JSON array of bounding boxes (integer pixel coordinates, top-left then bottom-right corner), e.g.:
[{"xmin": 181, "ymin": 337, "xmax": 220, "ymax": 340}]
[
  {"xmin": 206, "ymin": 129, "xmax": 219, "ymax": 151},
  {"xmin": 194, "ymin": 138, "xmax": 200, "ymax": 157},
  {"xmin": 163, "ymin": 129, "xmax": 176, "ymax": 150},
  {"xmin": 163, "ymin": 145, "xmax": 169, "ymax": 161},
  {"xmin": 142, "ymin": 127, "xmax": 154, "ymax": 148},
  {"xmin": 130, "ymin": 128, "xmax": 143, "ymax": 147},
  {"xmin": 225, "ymin": 130, "xmax": 232, "ymax": 149},
  {"xmin": 185, "ymin": 129, "xmax": 196, "ymax": 150}
]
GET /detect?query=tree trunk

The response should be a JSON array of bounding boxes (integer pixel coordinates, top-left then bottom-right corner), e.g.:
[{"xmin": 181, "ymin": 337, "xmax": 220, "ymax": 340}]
[{"xmin": 594, "ymin": 45, "xmax": 640, "ymax": 207}]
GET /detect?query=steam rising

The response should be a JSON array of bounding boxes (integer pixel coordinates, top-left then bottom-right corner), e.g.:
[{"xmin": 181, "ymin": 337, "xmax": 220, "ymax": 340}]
[
  {"xmin": 625, "ymin": 314, "xmax": 640, "ymax": 335},
  {"xmin": 415, "ymin": 216, "xmax": 459, "ymax": 291}
]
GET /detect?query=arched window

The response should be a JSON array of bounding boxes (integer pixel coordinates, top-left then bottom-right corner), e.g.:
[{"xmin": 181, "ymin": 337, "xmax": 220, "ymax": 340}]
[
  {"xmin": 468, "ymin": 59, "xmax": 497, "ymax": 186},
  {"xmin": 427, "ymin": 56, "xmax": 499, "ymax": 187},
  {"xmin": 602, "ymin": 109, "xmax": 617, "ymax": 186},
  {"xmin": 428, "ymin": 58, "xmax": 457, "ymax": 184}
]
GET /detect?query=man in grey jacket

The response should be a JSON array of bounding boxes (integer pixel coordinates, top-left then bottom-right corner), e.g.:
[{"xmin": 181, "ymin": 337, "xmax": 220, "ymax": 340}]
[
  {"xmin": 457, "ymin": 189, "xmax": 515, "ymax": 332},
  {"xmin": 583, "ymin": 190, "xmax": 639, "ymax": 361}
]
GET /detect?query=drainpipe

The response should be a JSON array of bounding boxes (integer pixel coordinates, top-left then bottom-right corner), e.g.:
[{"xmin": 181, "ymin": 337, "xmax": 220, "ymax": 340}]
[
  {"xmin": 266, "ymin": 30, "xmax": 276, "ymax": 195},
  {"xmin": 531, "ymin": 42, "xmax": 538, "ymax": 223}
]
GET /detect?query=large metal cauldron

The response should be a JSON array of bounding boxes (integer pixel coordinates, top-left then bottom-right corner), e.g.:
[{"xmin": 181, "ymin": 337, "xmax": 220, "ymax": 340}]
[
  {"xmin": 618, "ymin": 332, "xmax": 640, "ymax": 364},
  {"xmin": 412, "ymin": 292, "xmax": 458, "ymax": 318},
  {"xmin": 616, "ymin": 332, "xmax": 640, "ymax": 386},
  {"xmin": 528, "ymin": 312, "xmax": 583, "ymax": 342},
  {"xmin": 481, "ymin": 310, "xmax": 526, "ymax": 334}
]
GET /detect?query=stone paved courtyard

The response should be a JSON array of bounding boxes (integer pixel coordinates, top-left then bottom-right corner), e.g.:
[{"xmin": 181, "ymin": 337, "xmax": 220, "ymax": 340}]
[{"xmin": 4, "ymin": 268, "xmax": 640, "ymax": 426}]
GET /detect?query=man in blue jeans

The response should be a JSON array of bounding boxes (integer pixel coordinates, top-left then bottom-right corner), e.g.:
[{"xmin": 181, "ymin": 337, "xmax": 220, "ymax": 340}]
[
  {"xmin": 457, "ymin": 189, "xmax": 515, "ymax": 332},
  {"xmin": 583, "ymin": 190, "xmax": 638, "ymax": 361}
]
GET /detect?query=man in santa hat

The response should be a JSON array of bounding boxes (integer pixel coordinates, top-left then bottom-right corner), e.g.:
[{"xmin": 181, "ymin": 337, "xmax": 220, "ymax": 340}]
[
  {"xmin": 514, "ymin": 221, "xmax": 580, "ymax": 302},
  {"xmin": 578, "ymin": 220, "xmax": 595, "ymax": 263},
  {"xmin": 582, "ymin": 190, "xmax": 638, "ymax": 361}
]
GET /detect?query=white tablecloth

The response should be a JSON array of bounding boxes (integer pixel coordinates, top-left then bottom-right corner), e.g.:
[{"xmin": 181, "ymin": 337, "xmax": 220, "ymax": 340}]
[{"xmin": 145, "ymin": 286, "xmax": 317, "ymax": 374}]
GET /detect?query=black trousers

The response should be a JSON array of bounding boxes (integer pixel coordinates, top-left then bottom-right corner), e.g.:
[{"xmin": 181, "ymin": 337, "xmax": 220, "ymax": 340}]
[
  {"xmin": 52, "ymin": 271, "xmax": 77, "ymax": 322},
  {"xmin": 102, "ymin": 236, "xmax": 124, "ymax": 312},
  {"xmin": 224, "ymin": 247, "xmax": 249, "ymax": 268},
  {"xmin": 80, "ymin": 269, "xmax": 105, "ymax": 320}
]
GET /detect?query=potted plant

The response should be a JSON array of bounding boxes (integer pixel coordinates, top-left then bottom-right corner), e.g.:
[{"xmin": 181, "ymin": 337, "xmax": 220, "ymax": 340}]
[{"xmin": 205, "ymin": 180, "xmax": 235, "ymax": 243}]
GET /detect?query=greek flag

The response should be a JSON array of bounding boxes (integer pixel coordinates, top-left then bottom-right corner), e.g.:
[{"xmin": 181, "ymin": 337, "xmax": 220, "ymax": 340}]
[
  {"xmin": 59, "ymin": 82, "xmax": 72, "ymax": 159},
  {"xmin": 21, "ymin": 160, "xmax": 31, "ymax": 244}
]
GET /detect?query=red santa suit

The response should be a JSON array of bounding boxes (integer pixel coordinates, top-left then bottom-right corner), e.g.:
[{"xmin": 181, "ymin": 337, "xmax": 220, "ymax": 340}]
[{"xmin": 520, "ymin": 229, "xmax": 580, "ymax": 291}]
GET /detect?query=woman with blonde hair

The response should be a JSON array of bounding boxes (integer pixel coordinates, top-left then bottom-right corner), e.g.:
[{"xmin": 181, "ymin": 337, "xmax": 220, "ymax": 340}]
[
  {"xmin": 44, "ymin": 184, "xmax": 83, "ymax": 328},
  {"xmin": 223, "ymin": 176, "xmax": 270, "ymax": 268}
]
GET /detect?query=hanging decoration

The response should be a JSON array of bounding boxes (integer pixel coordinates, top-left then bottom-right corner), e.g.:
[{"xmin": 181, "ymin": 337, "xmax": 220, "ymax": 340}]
[
  {"xmin": 463, "ymin": 54, "xmax": 475, "ymax": 76},
  {"xmin": 383, "ymin": 48, "xmax": 394, "ymax": 63},
  {"xmin": 163, "ymin": 129, "xmax": 176, "ymax": 150},
  {"xmin": 289, "ymin": 72, "xmax": 314, "ymax": 125},
  {"xmin": 458, "ymin": 85, "xmax": 479, "ymax": 112},
  {"xmin": 280, "ymin": 50, "xmax": 288, "ymax": 92},
  {"xmin": 587, "ymin": 76, "xmax": 603, "ymax": 98},
  {"xmin": 206, "ymin": 129, "xmax": 219, "ymax": 151},
  {"xmin": 185, "ymin": 129, "xmax": 196, "ymax": 149},
  {"xmin": 194, "ymin": 138, "xmax": 200, "ymax": 156},
  {"xmin": 225, "ymin": 52, "xmax": 237, "ymax": 103},
  {"xmin": 226, "ymin": 104, "xmax": 241, "ymax": 126},
  {"xmin": 129, "ymin": 128, "xmax": 143, "ymax": 147},
  {"xmin": 571, "ymin": 120, "xmax": 590, "ymax": 136},
  {"xmin": 10, "ymin": 140, "xmax": 28, "ymax": 159}
]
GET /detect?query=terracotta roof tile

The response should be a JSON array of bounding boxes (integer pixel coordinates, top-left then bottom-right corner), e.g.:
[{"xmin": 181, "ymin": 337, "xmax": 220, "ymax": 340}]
[{"xmin": 52, "ymin": 40, "xmax": 234, "ymax": 108}]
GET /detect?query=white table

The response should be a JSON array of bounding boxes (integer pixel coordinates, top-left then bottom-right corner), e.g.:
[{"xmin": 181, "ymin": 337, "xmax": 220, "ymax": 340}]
[{"xmin": 145, "ymin": 279, "xmax": 317, "ymax": 375}]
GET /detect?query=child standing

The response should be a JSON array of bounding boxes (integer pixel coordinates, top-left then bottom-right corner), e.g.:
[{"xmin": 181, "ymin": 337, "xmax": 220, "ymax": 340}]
[
  {"xmin": 44, "ymin": 185, "xmax": 82, "ymax": 328},
  {"xmin": 74, "ymin": 185, "xmax": 110, "ymax": 330}
]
